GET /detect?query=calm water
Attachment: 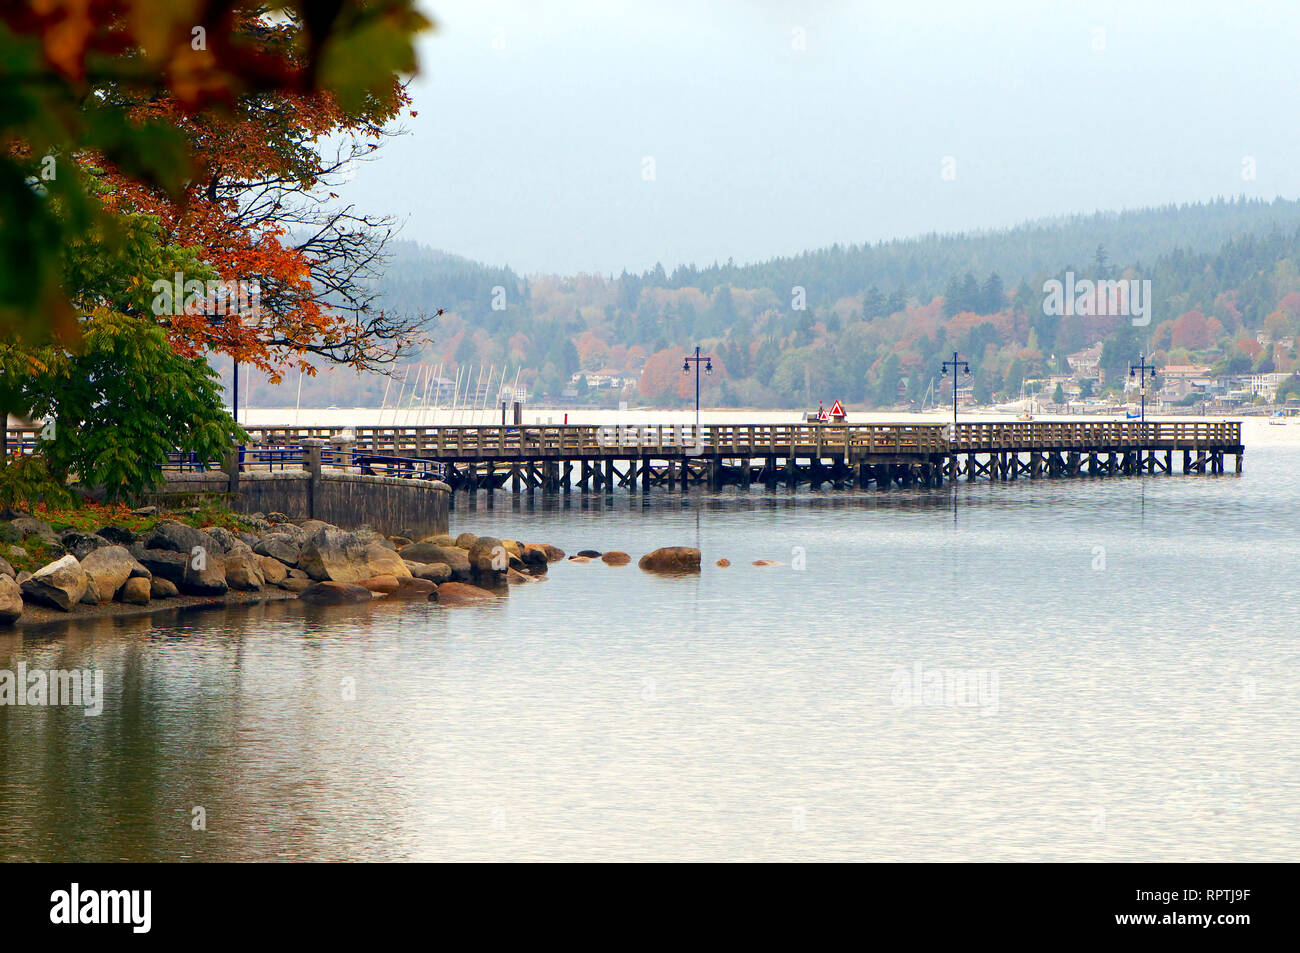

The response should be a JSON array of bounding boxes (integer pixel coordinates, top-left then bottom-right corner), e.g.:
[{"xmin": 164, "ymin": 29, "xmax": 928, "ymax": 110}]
[{"xmin": 2, "ymin": 448, "xmax": 1298, "ymax": 861}]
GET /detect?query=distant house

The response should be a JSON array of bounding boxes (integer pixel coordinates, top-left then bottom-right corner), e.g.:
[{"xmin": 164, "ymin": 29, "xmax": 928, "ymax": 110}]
[
  {"xmin": 572, "ymin": 370, "xmax": 634, "ymax": 389},
  {"xmin": 1244, "ymin": 372, "xmax": 1290, "ymax": 401},
  {"xmin": 1158, "ymin": 364, "xmax": 1214, "ymax": 401},
  {"xmin": 1066, "ymin": 342, "xmax": 1104, "ymax": 382}
]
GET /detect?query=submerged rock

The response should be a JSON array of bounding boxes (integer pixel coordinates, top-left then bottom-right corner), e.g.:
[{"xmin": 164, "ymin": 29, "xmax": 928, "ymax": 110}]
[
  {"xmin": 525, "ymin": 543, "xmax": 565, "ymax": 563},
  {"xmin": 393, "ymin": 577, "xmax": 437, "ymax": 598},
  {"xmin": 600, "ymin": 551, "xmax": 631, "ymax": 566},
  {"xmin": 467, "ymin": 536, "xmax": 509, "ymax": 588},
  {"xmin": 429, "ymin": 581, "xmax": 501, "ymax": 605},
  {"xmin": 637, "ymin": 547, "xmax": 701, "ymax": 573},
  {"xmin": 299, "ymin": 581, "xmax": 374, "ymax": 605},
  {"xmin": 360, "ymin": 574, "xmax": 400, "ymax": 594}
]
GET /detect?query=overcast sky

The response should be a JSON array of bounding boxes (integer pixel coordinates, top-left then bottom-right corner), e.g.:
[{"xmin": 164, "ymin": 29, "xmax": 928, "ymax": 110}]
[{"xmin": 338, "ymin": 0, "xmax": 1300, "ymax": 276}]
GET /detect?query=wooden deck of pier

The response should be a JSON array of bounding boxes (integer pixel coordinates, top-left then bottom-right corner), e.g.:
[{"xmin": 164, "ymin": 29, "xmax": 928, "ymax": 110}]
[{"xmin": 241, "ymin": 420, "xmax": 1243, "ymax": 496}]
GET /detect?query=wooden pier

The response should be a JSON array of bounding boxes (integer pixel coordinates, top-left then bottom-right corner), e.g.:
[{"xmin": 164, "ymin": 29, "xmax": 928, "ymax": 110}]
[{"xmin": 240, "ymin": 420, "xmax": 1243, "ymax": 498}]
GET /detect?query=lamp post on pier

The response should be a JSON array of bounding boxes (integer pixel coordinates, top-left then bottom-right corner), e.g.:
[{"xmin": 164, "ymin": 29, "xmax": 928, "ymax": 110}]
[
  {"xmin": 1129, "ymin": 353, "xmax": 1157, "ymax": 423},
  {"xmin": 940, "ymin": 351, "xmax": 970, "ymax": 429},
  {"xmin": 682, "ymin": 346, "xmax": 712, "ymax": 436}
]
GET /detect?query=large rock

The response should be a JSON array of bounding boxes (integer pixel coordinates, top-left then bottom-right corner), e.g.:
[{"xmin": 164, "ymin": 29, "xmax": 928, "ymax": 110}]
[
  {"xmin": 0, "ymin": 574, "xmax": 22, "ymax": 625},
  {"xmin": 601, "ymin": 551, "xmax": 631, "ymax": 566},
  {"xmin": 144, "ymin": 520, "xmax": 218, "ymax": 557},
  {"xmin": 526, "ymin": 543, "xmax": 566, "ymax": 563},
  {"xmin": 256, "ymin": 555, "xmax": 288, "ymax": 585},
  {"xmin": 263, "ymin": 521, "xmax": 308, "ymax": 542},
  {"xmin": 518, "ymin": 546, "xmax": 550, "ymax": 571},
  {"xmin": 150, "ymin": 577, "xmax": 179, "ymax": 599},
  {"xmin": 298, "ymin": 527, "xmax": 412, "ymax": 584},
  {"xmin": 299, "ymin": 581, "xmax": 374, "ymax": 605},
  {"xmin": 119, "ymin": 577, "xmax": 151, "ymax": 605},
  {"xmin": 81, "ymin": 545, "xmax": 150, "ymax": 602},
  {"xmin": 20, "ymin": 554, "xmax": 88, "ymax": 611},
  {"xmin": 6, "ymin": 516, "xmax": 58, "ymax": 543},
  {"xmin": 183, "ymin": 553, "xmax": 228, "ymax": 596},
  {"xmin": 360, "ymin": 574, "xmax": 400, "ymax": 594},
  {"xmin": 203, "ymin": 526, "xmax": 252, "ymax": 555},
  {"xmin": 400, "ymin": 543, "xmax": 470, "ymax": 581},
  {"xmin": 429, "ymin": 581, "xmax": 501, "ymax": 605},
  {"xmin": 0, "ymin": 556, "xmax": 12, "ymax": 579},
  {"xmin": 134, "ymin": 548, "xmax": 187, "ymax": 586},
  {"xmin": 454, "ymin": 532, "xmax": 478, "ymax": 549},
  {"xmin": 61, "ymin": 531, "xmax": 110, "ymax": 562},
  {"xmin": 133, "ymin": 545, "xmax": 225, "ymax": 595},
  {"xmin": 223, "ymin": 551, "xmax": 266, "ymax": 591},
  {"xmin": 637, "ymin": 547, "xmax": 702, "ymax": 573},
  {"xmin": 80, "ymin": 577, "xmax": 102, "ymax": 605},
  {"xmin": 404, "ymin": 560, "xmax": 452, "ymax": 583},
  {"xmin": 467, "ymin": 536, "xmax": 509, "ymax": 588},
  {"xmin": 277, "ymin": 576, "xmax": 312, "ymax": 593},
  {"xmin": 253, "ymin": 533, "xmax": 301, "ymax": 566},
  {"xmin": 393, "ymin": 577, "xmax": 437, "ymax": 598},
  {"xmin": 94, "ymin": 525, "xmax": 139, "ymax": 546},
  {"xmin": 80, "ymin": 577, "xmax": 103, "ymax": 605}
]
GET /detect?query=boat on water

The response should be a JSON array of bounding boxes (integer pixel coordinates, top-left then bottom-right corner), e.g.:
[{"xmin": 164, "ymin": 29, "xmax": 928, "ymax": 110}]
[{"xmin": 1268, "ymin": 411, "xmax": 1289, "ymax": 426}]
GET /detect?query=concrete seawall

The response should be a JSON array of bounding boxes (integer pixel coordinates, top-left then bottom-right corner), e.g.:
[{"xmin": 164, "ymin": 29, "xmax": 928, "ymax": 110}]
[{"xmin": 152, "ymin": 467, "xmax": 450, "ymax": 539}]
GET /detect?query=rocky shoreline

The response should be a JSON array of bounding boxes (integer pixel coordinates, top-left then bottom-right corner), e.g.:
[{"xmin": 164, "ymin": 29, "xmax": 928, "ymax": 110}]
[{"xmin": 1, "ymin": 508, "xmax": 709, "ymax": 630}]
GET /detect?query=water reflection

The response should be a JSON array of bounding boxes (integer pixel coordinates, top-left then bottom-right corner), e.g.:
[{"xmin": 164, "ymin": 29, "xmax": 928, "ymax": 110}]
[{"xmin": 0, "ymin": 451, "xmax": 1293, "ymax": 861}]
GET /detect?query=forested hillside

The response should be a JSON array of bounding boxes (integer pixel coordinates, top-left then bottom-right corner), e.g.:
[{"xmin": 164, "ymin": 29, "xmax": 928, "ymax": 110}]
[{"xmin": 284, "ymin": 196, "xmax": 1300, "ymax": 409}]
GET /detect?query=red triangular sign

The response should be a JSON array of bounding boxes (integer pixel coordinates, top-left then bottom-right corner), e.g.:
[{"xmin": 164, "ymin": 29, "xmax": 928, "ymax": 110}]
[
  {"xmin": 817, "ymin": 408, "xmax": 829, "ymax": 422},
  {"xmin": 829, "ymin": 399, "xmax": 845, "ymax": 417}
]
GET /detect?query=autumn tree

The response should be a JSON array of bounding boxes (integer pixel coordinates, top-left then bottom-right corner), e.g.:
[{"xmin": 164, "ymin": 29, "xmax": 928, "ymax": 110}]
[
  {"xmin": 1, "ymin": 1, "xmax": 429, "ymax": 351},
  {"xmin": 1, "ymin": 1, "xmax": 430, "ymax": 492}
]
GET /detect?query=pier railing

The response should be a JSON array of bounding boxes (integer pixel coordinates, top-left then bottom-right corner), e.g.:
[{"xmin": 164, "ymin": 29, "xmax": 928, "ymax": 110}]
[
  {"xmin": 239, "ymin": 420, "xmax": 1240, "ymax": 457},
  {"xmin": 2, "ymin": 419, "xmax": 1244, "ymax": 466},
  {"xmin": 949, "ymin": 420, "xmax": 1241, "ymax": 450}
]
